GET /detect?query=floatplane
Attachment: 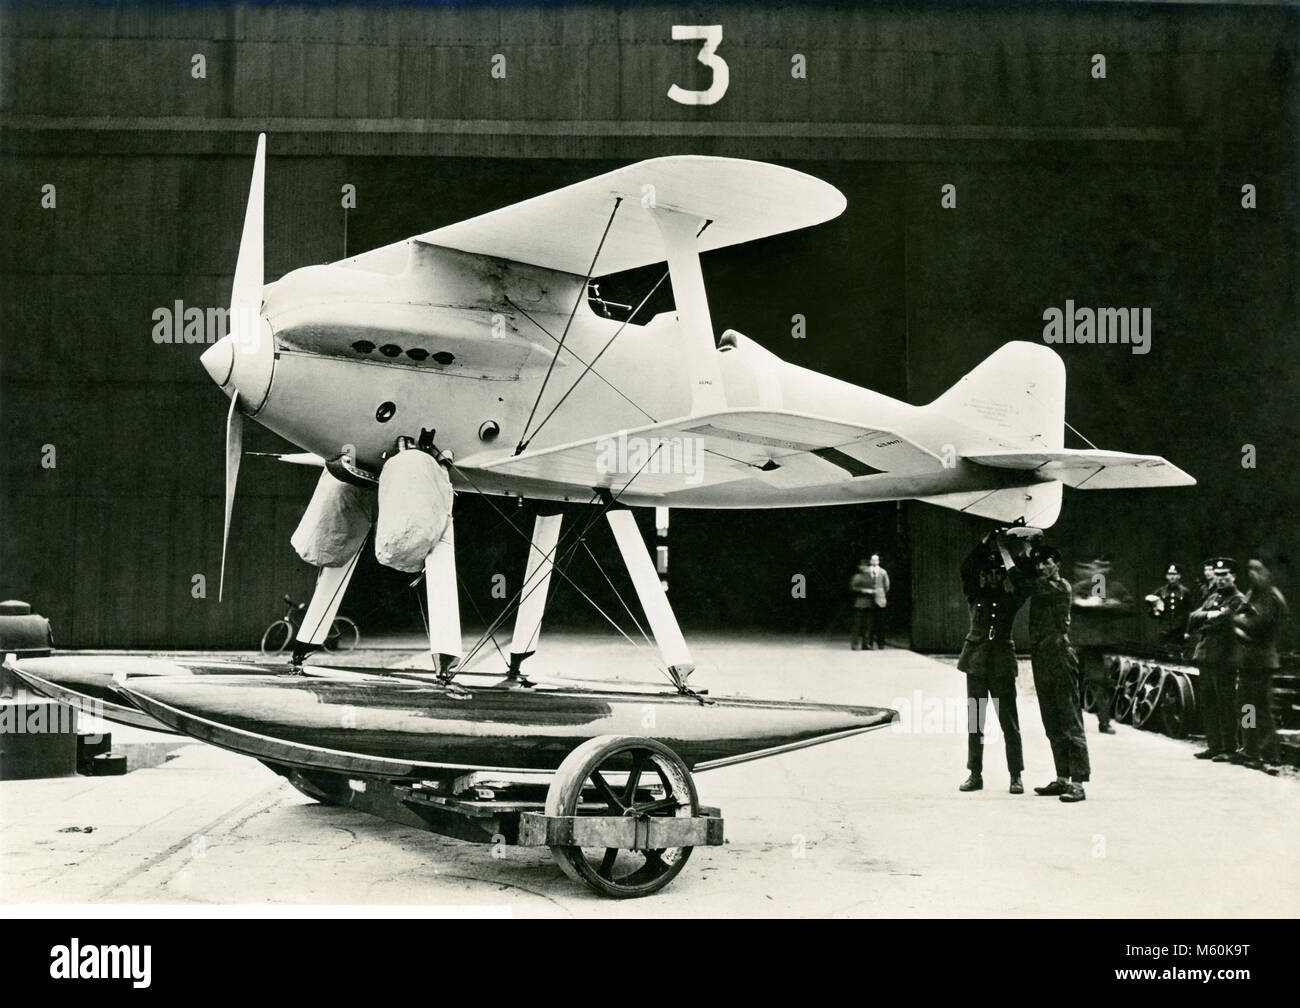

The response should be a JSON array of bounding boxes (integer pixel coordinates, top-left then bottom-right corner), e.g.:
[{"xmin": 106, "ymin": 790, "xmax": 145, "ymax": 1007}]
[{"xmin": 8, "ymin": 137, "xmax": 1193, "ymax": 896}]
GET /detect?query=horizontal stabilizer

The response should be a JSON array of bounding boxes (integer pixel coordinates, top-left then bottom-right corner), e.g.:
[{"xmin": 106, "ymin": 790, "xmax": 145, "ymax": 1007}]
[
  {"xmin": 339, "ymin": 157, "xmax": 846, "ymax": 276},
  {"xmin": 965, "ymin": 449, "xmax": 1196, "ymax": 489}
]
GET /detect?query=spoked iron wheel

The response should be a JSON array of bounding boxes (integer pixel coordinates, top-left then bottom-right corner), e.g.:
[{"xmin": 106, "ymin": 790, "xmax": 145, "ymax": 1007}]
[
  {"xmin": 1112, "ymin": 661, "xmax": 1144, "ymax": 723},
  {"xmin": 545, "ymin": 735, "xmax": 699, "ymax": 899},
  {"xmin": 1131, "ymin": 666, "xmax": 1167, "ymax": 729},
  {"xmin": 1160, "ymin": 672, "xmax": 1195, "ymax": 739},
  {"xmin": 323, "ymin": 616, "xmax": 359, "ymax": 653}
]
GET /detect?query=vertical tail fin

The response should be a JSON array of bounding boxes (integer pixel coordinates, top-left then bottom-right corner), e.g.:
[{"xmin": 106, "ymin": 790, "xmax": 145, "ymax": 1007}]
[
  {"xmin": 921, "ymin": 342, "xmax": 1066, "ymax": 527},
  {"xmin": 929, "ymin": 341, "xmax": 1065, "ymax": 450}
]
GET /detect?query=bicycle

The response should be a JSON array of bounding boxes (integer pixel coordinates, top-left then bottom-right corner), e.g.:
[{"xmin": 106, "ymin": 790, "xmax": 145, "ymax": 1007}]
[{"xmin": 260, "ymin": 594, "xmax": 360, "ymax": 655}]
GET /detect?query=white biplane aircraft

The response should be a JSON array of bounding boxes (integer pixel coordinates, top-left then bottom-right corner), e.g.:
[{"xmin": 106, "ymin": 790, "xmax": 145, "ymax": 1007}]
[{"xmin": 8, "ymin": 137, "xmax": 1193, "ymax": 897}]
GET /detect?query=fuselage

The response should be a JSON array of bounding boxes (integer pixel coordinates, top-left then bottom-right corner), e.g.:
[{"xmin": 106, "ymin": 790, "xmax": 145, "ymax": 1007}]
[{"xmin": 208, "ymin": 239, "xmax": 1045, "ymax": 508}]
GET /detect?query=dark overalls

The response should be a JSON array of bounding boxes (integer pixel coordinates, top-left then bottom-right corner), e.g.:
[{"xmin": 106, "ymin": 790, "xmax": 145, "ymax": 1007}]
[
  {"xmin": 1021, "ymin": 571, "xmax": 1090, "ymax": 782},
  {"xmin": 957, "ymin": 544, "xmax": 1028, "ymax": 776},
  {"xmin": 1188, "ymin": 587, "xmax": 1246, "ymax": 756}
]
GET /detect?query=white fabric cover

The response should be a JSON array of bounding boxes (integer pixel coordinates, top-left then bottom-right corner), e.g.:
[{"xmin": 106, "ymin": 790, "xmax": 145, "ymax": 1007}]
[
  {"xmin": 375, "ymin": 450, "xmax": 453, "ymax": 573},
  {"xmin": 290, "ymin": 470, "xmax": 376, "ymax": 567}
]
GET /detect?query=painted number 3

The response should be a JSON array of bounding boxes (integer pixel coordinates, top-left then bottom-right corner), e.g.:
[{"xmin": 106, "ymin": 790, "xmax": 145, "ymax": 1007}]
[{"xmin": 668, "ymin": 25, "xmax": 729, "ymax": 106}]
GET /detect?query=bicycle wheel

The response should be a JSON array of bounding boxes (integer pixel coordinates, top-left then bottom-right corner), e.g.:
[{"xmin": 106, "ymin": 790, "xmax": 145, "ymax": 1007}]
[
  {"xmin": 324, "ymin": 617, "xmax": 359, "ymax": 653},
  {"xmin": 260, "ymin": 619, "xmax": 293, "ymax": 655}
]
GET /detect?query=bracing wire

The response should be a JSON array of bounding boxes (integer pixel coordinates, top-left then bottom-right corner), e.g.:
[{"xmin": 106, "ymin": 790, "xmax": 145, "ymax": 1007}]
[
  {"xmin": 516, "ymin": 197, "xmax": 624, "ymax": 454},
  {"xmin": 439, "ymin": 443, "xmax": 675, "ymax": 682}
]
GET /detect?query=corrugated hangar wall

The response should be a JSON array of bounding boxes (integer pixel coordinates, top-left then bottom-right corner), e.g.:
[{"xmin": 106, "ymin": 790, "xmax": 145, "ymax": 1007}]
[{"xmin": 1, "ymin": 2, "xmax": 1296, "ymax": 651}]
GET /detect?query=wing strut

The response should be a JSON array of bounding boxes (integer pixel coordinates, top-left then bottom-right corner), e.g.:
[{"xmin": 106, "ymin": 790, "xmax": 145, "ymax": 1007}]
[
  {"xmin": 425, "ymin": 515, "xmax": 462, "ymax": 674},
  {"xmin": 290, "ymin": 545, "xmax": 363, "ymax": 666},
  {"xmin": 650, "ymin": 208, "xmax": 726, "ymax": 416},
  {"xmin": 606, "ymin": 509, "xmax": 694, "ymax": 689},
  {"xmin": 506, "ymin": 511, "xmax": 564, "ymax": 682}
]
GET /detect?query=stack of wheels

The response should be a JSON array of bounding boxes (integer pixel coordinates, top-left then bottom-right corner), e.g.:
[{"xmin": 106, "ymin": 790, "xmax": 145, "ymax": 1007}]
[
  {"xmin": 1111, "ymin": 659, "xmax": 1144, "ymax": 724},
  {"xmin": 545, "ymin": 735, "xmax": 699, "ymax": 899},
  {"xmin": 1130, "ymin": 665, "xmax": 1167, "ymax": 730},
  {"xmin": 1082, "ymin": 655, "xmax": 1122, "ymax": 714},
  {"xmin": 1158, "ymin": 670, "xmax": 1197, "ymax": 739}
]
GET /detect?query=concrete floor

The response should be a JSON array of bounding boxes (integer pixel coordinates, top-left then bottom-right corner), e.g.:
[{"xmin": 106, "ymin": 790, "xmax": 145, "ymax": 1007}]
[{"xmin": 2, "ymin": 633, "xmax": 1296, "ymax": 917}]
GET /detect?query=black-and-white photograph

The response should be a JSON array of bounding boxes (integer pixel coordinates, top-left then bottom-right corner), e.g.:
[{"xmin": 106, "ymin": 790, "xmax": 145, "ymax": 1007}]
[{"xmin": 1, "ymin": 0, "xmax": 1296, "ymax": 942}]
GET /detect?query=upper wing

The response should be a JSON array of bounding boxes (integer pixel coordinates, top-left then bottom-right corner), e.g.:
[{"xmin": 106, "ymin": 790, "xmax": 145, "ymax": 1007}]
[
  {"xmin": 462, "ymin": 409, "xmax": 942, "ymax": 496},
  {"xmin": 337, "ymin": 157, "xmax": 846, "ymax": 276},
  {"xmin": 964, "ymin": 448, "xmax": 1195, "ymax": 489}
]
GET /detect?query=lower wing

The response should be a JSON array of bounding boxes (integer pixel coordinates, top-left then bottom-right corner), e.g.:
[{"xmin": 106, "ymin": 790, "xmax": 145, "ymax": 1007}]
[{"xmin": 461, "ymin": 408, "xmax": 944, "ymax": 496}]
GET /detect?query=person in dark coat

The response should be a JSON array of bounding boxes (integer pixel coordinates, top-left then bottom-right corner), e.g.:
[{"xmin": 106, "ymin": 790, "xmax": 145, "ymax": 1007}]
[
  {"xmin": 1003, "ymin": 543, "xmax": 1091, "ymax": 803},
  {"xmin": 1145, "ymin": 563, "xmax": 1193, "ymax": 652},
  {"xmin": 957, "ymin": 527, "xmax": 1032, "ymax": 795},
  {"xmin": 849, "ymin": 554, "xmax": 890, "ymax": 650},
  {"xmin": 1187, "ymin": 557, "xmax": 1246, "ymax": 762},
  {"xmin": 1232, "ymin": 559, "xmax": 1288, "ymax": 773}
]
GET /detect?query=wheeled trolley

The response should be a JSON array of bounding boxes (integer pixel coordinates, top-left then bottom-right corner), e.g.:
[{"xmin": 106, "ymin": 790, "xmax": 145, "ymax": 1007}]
[{"xmin": 265, "ymin": 734, "xmax": 725, "ymax": 899}]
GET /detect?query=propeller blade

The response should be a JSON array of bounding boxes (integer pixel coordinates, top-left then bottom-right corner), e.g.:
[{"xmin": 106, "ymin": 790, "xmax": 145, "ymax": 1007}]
[
  {"xmin": 230, "ymin": 132, "xmax": 266, "ymax": 326},
  {"xmin": 206, "ymin": 133, "xmax": 274, "ymax": 411},
  {"xmin": 217, "ymin": 133, "xmax": 264, "ymax": 603},
  {"xmin": 219, "ymin": 394, "xmax": 243, "ymax": 603}
]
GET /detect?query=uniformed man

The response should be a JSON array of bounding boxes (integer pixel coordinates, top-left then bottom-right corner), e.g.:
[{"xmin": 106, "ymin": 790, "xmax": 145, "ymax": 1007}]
[
  {"xmin": 1145, "ymin": 563, "xmax": 1193, "ymax": 651},
  {"xmin": 957, "ymin": 527, "xmax": 1031, "ymax": 795},
  {"xmin": 1231, "ymin": 558, "xmax": 1287, "ymax": 774},
  {"xmin": 1197, "ymin": 560, "xmax": 1216, "ymax": 601},
  {"xmin": 1187, "ymin": 557, "xmax": 1246, "ymax": 762},
  {"xmin": 1002, "ymin": 543, "xmax": 1090, "ymax": 803}
]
